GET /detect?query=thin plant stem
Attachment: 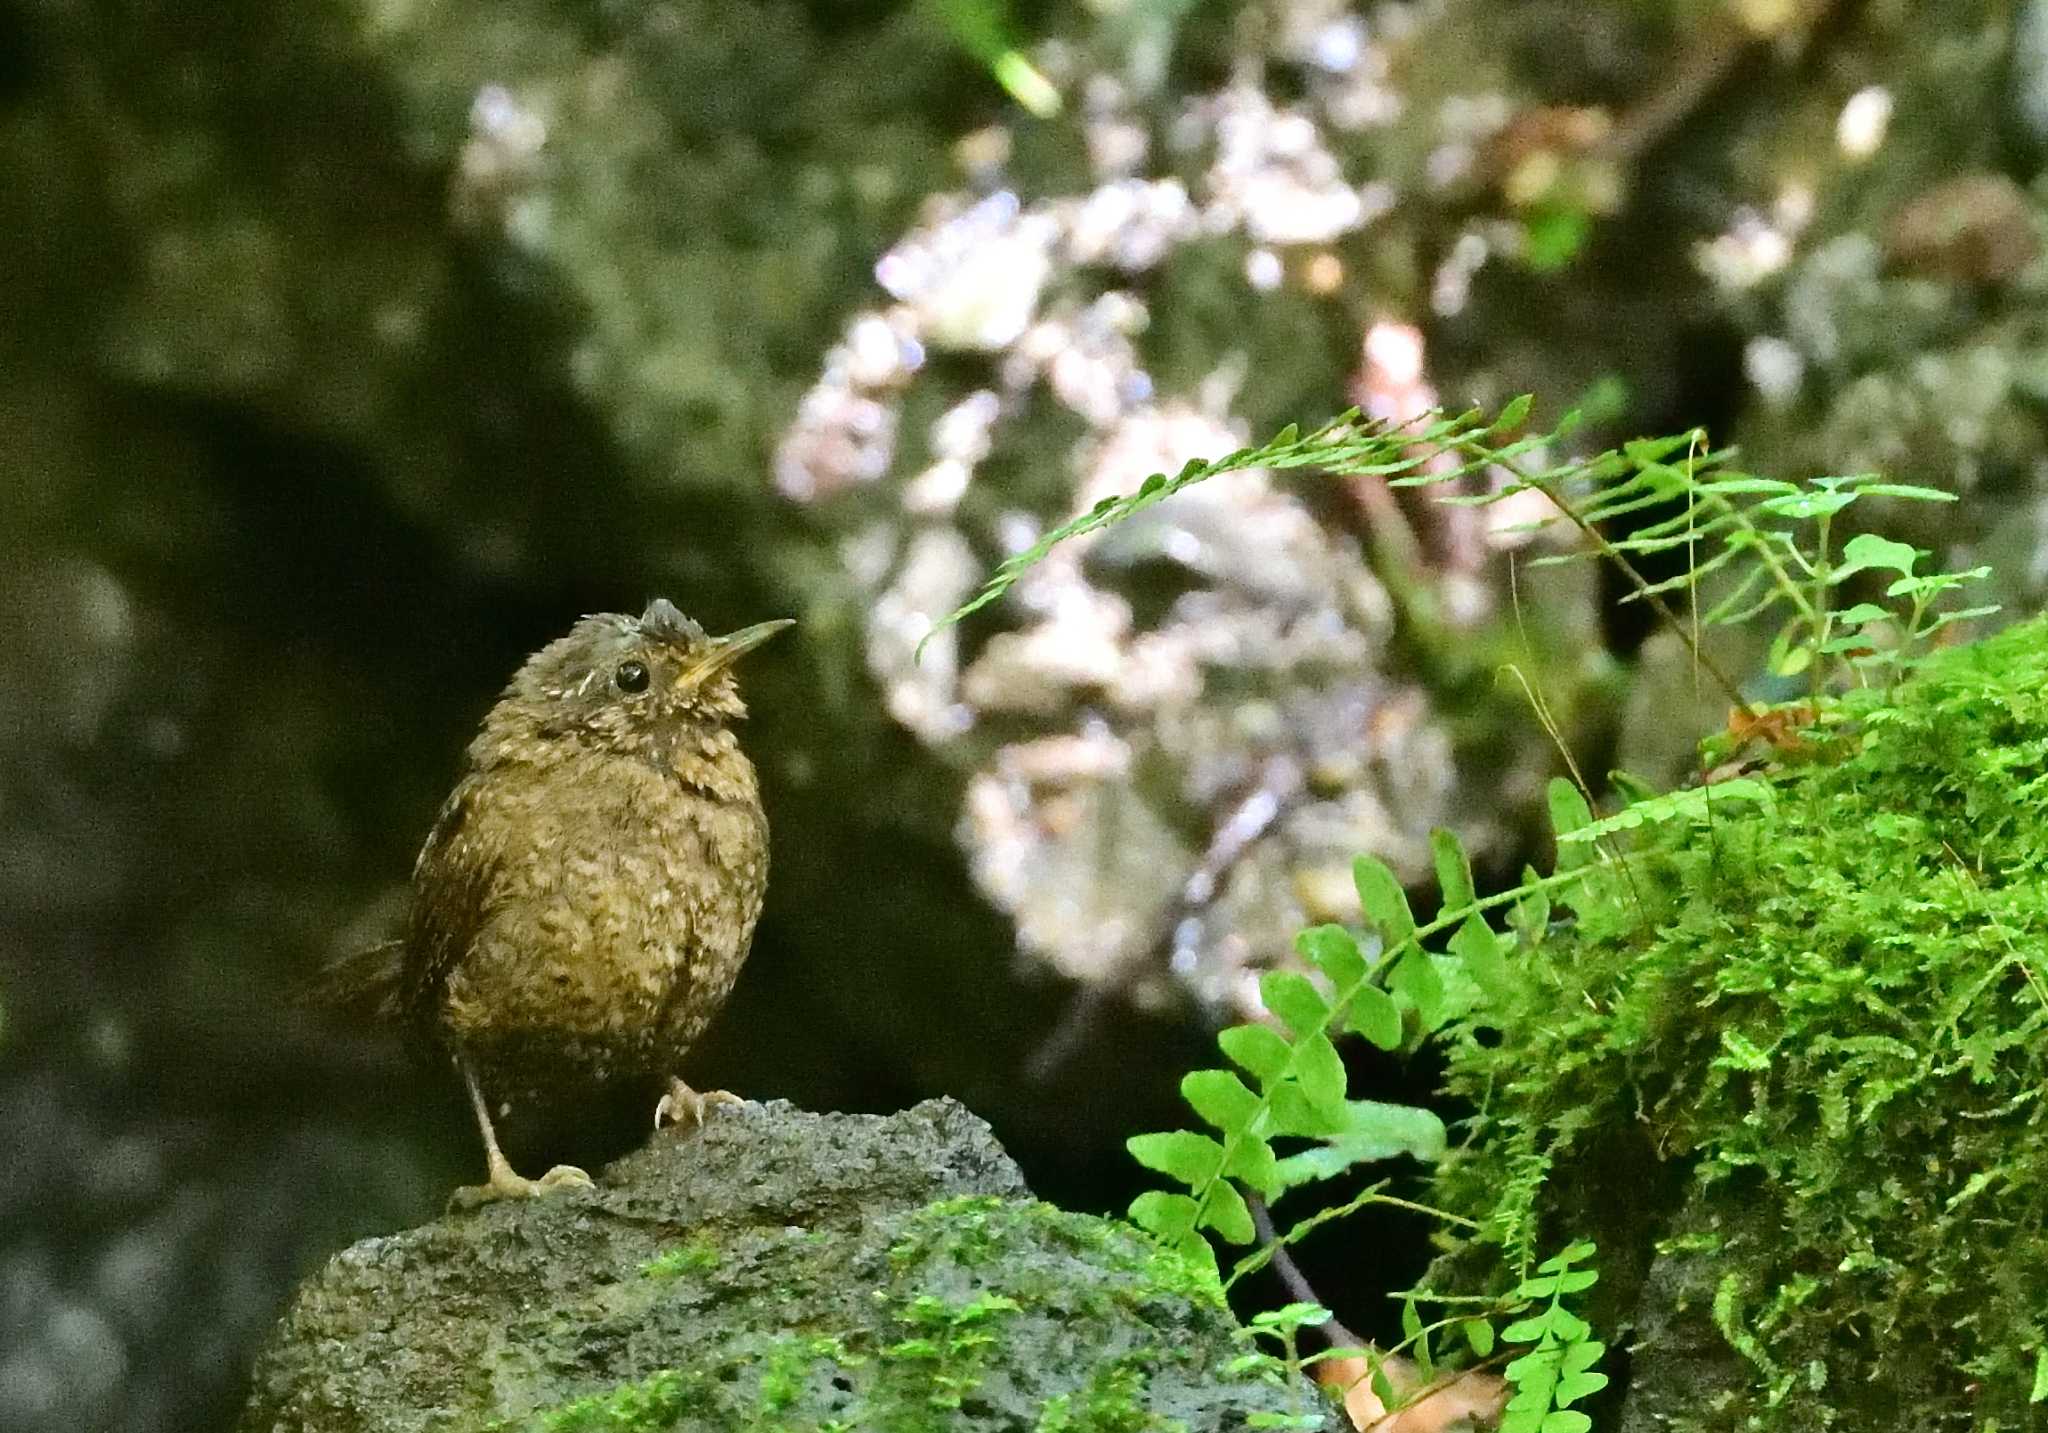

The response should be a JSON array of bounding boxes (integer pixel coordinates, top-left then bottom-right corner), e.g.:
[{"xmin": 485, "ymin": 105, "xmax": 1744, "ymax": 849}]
[{"xmin": 1462, "ymin": 440, "xmax": 1751, "ymax": 712}]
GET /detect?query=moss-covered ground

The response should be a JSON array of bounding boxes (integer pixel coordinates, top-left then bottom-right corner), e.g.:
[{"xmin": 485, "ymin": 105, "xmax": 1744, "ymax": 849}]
[
  {"xmin": 505, "ymin": 1195, "xmax": 1324, "ymax": 1433},
  {"xmin": 1431, "ymin": 614, "xmax": 2048, "ymax": 1428}
]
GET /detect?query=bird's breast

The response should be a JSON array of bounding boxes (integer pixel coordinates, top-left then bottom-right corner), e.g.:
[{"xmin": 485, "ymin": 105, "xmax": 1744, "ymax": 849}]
[{"xmin": 439, "ymin": 754, "xmax": 768, "ymax": 1083}]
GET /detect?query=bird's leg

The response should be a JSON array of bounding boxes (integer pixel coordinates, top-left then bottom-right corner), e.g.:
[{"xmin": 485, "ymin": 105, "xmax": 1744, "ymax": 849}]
[
  {"xmin": 654, "ymin": 1075, "xmax": 743, "ymax": 1131},
  {"xmin": 448, "ymin": 1059, "xmax": 594, "ymax": 1208}
]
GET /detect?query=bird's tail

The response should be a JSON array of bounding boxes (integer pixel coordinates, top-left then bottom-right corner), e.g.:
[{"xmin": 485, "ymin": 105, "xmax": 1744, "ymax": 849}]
[{"xmin": 306, "ymin": 938, "xmax": 407, "ymax": 1023}]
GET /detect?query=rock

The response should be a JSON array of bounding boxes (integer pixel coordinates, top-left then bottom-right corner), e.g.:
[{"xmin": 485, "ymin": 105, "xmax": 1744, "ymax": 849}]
[
  {"xmin": 1612, "ymin": 1195, "xmax": 1754, "ymax": 1433},
  {"xmin": 238, "ymin": 1098, "xmax": 1341, "ymax": 1432}
]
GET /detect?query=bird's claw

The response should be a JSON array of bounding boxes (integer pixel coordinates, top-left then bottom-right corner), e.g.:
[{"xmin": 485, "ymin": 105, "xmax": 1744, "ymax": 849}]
[
  {"xmin": 655, "ymin": 1078, "xmax": 743, "ymax": 1131},
  {"xmin": 448, "ymin": 1161, "xmax": 594, "ymax": 1210}
]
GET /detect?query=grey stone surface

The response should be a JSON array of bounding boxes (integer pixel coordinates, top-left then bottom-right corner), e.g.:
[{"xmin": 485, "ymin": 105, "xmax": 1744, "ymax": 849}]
[
  {"xmin": 239, "ymin": 1098, "xmax": 1341, "ymax": 1432},
  {"xmin": 1612, "ymin": 1199, "xmax": 1749, "ymax": 1433}
]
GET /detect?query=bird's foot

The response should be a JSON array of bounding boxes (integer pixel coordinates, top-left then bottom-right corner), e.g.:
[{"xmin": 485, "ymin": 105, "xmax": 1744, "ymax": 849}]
[
  {"xmin": 447, "ymin": 1161, "xmax": 594, "ymax": 1210},
  {"xmin": 655, "ymin": 1077, "xmax": 743, "ymax": 1132}
]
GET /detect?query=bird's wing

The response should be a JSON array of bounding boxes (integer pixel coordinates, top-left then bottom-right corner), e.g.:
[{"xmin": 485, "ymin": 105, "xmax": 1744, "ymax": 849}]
[
  {"xmin": 308, "ymin": 937, "xmax": 408, "ymax": 1022},
  {"xmin": 404, "ymin": 777, "xmax": 497, "ymax": 1024}
]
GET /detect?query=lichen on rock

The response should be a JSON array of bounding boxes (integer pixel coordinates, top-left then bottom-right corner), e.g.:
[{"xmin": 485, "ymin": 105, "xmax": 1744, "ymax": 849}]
[{"xmin": 238, "ymin": 1098, "xmax": 1341, "ymax": 1432}]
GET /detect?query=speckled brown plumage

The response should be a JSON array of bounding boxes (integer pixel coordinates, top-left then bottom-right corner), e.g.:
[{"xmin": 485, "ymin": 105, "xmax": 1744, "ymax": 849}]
[{"xmin": 355, "ymin": 599, "xmax": 789, "ymax": 1202}]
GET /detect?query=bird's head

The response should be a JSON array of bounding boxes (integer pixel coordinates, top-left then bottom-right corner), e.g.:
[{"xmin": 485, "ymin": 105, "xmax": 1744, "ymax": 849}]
[{"xmin": 492, "ymin": 599, "xmax": 793, "ymax": 757}]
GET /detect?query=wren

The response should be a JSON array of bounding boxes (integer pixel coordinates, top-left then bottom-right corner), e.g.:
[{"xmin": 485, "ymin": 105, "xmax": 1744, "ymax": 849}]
[{"xmin": 334, "ymin": 600, "xmax": 791, "ymax": 1204}]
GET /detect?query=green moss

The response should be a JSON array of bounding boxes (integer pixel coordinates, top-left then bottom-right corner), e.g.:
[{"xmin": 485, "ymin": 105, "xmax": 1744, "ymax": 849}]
[
  {"xmin": 889, "ymin": 1194, "xmax": 1011, "ymax": 1269},
  {"xmin": 888, "ymin": 1195, "xmax": 1223, "ymax": 1312},
  {"xmin": 639, "ymin": 1238, "xmax": 720, "ymax": 1280},
  {"xmin": 1034, "ymin": 1354, "xmax": 1183, "ymax": 1433},
  {"xmin": 753, "ymin": 1335, "xmax": 864, "ymax": 1422},
  {"xmin": 1130, "ymin": 1241, "xmax": 1226, "ymax": 1312},
  {"xmin": 1431, "ymin": 613, "xmax": 2048, "ymax": 1427},
  {"xmin": 877, "ymin": 1290, "xmax": 1023, "ymax": 1415},
  {"xmin": 504, "ymin": 1192, "xmax": 1274, "ymax": 1432},
  {"xmin": 526, "ymin": 1368, "xmax": 709, "ymax": 1432},
  {"xmin": 918, "ymin": 1194, "xmax": 1010, "ymax": 1220}
]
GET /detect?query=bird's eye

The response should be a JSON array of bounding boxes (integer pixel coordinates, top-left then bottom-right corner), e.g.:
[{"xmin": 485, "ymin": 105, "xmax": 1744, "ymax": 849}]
[{"xmin": 614, "ymin": 660, "xmax": 650, "ymax": 694}]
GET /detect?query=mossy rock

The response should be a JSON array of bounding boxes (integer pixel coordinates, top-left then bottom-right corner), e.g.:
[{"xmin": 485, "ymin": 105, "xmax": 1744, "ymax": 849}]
[
  {"xmin": 238, "ymin": 1098, "xmax": 1339, "ymax": 1432},
  {"xmin": 1429, "ymin": 613, "xmax": 2048, "ymax": 1430}
]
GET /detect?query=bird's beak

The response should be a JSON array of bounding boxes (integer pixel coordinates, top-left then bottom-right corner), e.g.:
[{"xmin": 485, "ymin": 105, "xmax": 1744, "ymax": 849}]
[{"xmin": 684, "ymin": 618, "xmax": 795, "ymax": 683}]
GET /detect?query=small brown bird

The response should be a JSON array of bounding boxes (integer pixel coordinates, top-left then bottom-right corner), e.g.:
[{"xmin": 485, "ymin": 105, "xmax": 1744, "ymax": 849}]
[{"xmin": 330, "ymin": 600, "xmax": 791, "ymax": 1204}]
